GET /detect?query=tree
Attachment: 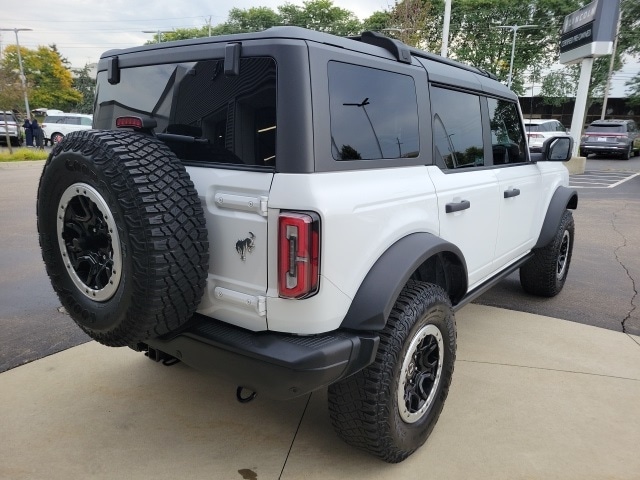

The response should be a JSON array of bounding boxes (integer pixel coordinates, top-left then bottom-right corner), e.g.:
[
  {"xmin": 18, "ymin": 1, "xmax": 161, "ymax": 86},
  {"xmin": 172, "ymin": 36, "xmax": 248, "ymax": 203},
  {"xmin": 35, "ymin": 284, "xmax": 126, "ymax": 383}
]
[
  {"xmin": 279, "ymin": 0, "xmax": 362, "ymax": 36},
  {"xmin": 1, "ymin": 44, "xmax": 82, "ymax": 112},
  {"xmin": 0, "ymin": 66, "xmax": 24, "ymax": 152},
  {"xmin": 362, "ymin": 10, "xmax": 393, "ymax": 33},
  {"xmin": 0, "ymin": 63, "xmax": 23, "ymax": 113},
  {"xmin": 227, "ymin": 7, "xmax": 283, "ymax": 32},
  {"xmin": 156, "ymin": 0, "xmax": 364, "ymax": 42},
  {"xmin": 72, "ymin": 64, "xmax": 96, "ymax": 114},
  {"xmin": 387, "ymin": 0, "xmax": 438, "ymax": 49}
]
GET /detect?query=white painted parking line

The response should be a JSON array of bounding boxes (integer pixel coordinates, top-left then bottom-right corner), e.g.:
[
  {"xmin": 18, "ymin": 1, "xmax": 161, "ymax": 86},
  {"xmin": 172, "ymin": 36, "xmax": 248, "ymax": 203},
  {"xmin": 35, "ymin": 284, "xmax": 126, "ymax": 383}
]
[{"xmin": 570, "ymin": 171, "xmax": 640, "ymax": 188}]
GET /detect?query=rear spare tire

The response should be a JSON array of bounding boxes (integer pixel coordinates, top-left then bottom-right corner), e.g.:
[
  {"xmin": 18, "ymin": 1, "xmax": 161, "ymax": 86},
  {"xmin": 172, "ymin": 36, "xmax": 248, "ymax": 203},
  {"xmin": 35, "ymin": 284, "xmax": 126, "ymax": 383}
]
[{"xmin": 37, "ymin": 129, "xmax": 209, "ymax": 347}]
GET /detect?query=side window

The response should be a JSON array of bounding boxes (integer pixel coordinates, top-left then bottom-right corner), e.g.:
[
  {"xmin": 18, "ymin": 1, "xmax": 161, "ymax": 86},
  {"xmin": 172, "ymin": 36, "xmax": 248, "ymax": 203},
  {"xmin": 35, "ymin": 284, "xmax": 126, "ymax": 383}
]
[
  {"xmin": 80, "ymin": 117, "xmax": 92, "ymax": 126},
  {"xmin": 487, "ymin": 98, "xmax": 527, "ymax": 165},
  {"xmin": 430, "ymin": 86, "xmax": 484, "ymax": 169},
  {"xmin": 328, "ymin": 61, "xmax": 419, "ymax": 160}
]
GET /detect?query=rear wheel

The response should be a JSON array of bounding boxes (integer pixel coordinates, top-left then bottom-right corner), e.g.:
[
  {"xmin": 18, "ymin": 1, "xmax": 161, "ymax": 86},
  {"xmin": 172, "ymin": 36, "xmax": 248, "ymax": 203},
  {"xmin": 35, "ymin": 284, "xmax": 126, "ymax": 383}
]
[
  {"xmin": 37, "ymin": 129, "xmax": 209, "ymax": 347},
  {"xmin": 328, "ymin": 281, "xmax": 456, "ymax": 463}
]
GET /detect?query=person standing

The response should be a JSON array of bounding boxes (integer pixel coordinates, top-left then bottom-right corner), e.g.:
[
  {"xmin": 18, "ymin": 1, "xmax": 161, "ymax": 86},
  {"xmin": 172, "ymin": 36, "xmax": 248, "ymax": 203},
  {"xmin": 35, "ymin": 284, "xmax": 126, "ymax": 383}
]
[
  {"xmin": 32, "ymin": 119, "xmax": 45, "ymax": 150},
  {"xmin": 23, "ymin": 118, "xmax": 34, "ymax": 147}
]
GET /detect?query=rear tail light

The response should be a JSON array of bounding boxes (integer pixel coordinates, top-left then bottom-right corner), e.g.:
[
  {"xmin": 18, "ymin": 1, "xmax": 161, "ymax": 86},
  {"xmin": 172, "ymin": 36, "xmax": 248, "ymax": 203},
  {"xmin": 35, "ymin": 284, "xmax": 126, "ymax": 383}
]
[
  {"xmin": 278, "ymin": 211, "xmax": 320, "ymax": 299},
  {"xmin": 115, "ymin": 116, "xmax": 157, "ymax": 130},
  {"xmin": 528, "ymin": 133, "xmax": 543, "ymax": 140}
]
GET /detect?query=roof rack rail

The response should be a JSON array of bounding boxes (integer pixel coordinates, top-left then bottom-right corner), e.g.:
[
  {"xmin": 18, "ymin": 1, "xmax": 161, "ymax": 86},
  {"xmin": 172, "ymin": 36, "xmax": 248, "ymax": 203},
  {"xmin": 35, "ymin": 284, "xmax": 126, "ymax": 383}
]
[
  {"xmin": 355, "ymin": 31, "xmax": 412, "ymax": 64},
  {"xmin": 352, "ymin": 30, "xmax": 498, "ymax": 81}
]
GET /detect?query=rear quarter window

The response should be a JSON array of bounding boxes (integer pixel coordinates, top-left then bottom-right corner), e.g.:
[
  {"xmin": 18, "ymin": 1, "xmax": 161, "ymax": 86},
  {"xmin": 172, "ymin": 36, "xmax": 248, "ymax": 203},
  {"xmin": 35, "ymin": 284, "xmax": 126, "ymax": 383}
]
[{"xmin": 328, "ymin": 61, "xmax": 419, "ymax": 160}]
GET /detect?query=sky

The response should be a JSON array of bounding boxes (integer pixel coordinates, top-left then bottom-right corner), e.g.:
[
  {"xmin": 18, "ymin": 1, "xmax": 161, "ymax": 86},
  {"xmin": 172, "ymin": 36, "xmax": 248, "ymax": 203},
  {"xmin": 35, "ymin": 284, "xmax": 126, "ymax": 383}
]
[
  {"xmin": 0, "ymin": 0, "xmax": 388, "ymax": 67},
  {"xmin": 1, "ymin": 0, "xmax": 637, "ymax": 97}
]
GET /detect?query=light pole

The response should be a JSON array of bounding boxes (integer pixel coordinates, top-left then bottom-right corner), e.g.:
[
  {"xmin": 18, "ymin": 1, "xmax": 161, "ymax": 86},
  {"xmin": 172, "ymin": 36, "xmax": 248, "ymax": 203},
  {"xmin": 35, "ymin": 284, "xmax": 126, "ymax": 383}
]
[
  {"xmin": 496, "ymin": 24, "xmax": 537, "ymax": 89},
  {"xmin": 343, "ymin": 98, "xmax": 384, "ymax": 158},
  {"xmin": 142, "ymin": 30, "xmax": 172, "ymax": 44},
  {"xmin": 0, "ymin": 28, "xmax": 33, "ymax": 119}
]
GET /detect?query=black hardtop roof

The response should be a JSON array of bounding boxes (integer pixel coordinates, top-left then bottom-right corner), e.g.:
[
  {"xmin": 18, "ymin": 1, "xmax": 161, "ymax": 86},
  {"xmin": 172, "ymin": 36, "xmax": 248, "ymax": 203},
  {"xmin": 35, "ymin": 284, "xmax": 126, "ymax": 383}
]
[{"xmin": 99, "ymin": 26, "xmax": 495, "ymax": 80}]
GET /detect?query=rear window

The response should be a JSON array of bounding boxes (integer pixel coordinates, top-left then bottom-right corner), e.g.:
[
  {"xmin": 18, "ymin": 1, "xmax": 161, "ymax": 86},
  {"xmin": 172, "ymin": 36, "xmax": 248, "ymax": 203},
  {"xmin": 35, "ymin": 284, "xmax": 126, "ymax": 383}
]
[
  {"xmin": 586, "ymin": 124, "xmax": 625, "ymax": 133},
  {"xmin": 524, "ymin": 124, "xmax": 541, "ymax": 132},
  {"xmin": 328, "ymin": 61, "xmax": 419, "ymax": 160},
  {"xmin": 94, "ymin": 57, "xmax": 277, "ymax": 168}
]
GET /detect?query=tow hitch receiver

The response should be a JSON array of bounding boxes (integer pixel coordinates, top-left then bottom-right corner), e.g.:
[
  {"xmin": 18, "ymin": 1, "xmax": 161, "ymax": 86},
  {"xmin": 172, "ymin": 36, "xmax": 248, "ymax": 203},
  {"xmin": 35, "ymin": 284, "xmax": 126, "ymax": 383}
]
[{"xmin": 144, "ymin": 346, "xmax": 180, "ymax": 366}]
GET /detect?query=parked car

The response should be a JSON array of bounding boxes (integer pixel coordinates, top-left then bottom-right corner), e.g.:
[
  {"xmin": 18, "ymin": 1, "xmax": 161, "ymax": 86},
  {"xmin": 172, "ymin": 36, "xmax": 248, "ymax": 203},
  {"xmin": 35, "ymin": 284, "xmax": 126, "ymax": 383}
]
[
  {"xmin": 524, "ymin": 118, "xmax": 571, "ymax": 153},
  {"xmin": 0, "ymin": 111, "xmax": 24, "ymax": 146},
  {"xmin": 37, "ymin": 27, "xmax": 576, "ymax": 463},
  {"xmin": 580, "ymin": 119, "xmax": 640, "ymax": 159},
  {"xmin": 41, "ymin": 112, "xmax": 92, "ymax": 145}
]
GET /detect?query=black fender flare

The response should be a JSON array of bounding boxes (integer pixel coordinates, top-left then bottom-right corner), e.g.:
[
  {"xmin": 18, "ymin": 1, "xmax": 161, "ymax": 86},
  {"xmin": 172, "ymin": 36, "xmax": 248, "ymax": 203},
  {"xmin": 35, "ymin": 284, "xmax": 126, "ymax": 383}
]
[
  {"xmin": 340, "ymin": 233, "xmax": 467, "ymax": 331},
  {"xmin": 535, "ymin": 186, "xmax": 578, "ymax": 248}
]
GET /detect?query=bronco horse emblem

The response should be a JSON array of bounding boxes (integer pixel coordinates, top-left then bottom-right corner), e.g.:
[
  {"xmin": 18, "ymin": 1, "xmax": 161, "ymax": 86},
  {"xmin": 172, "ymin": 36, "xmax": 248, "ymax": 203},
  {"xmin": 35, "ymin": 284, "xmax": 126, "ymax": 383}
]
[{"xmin": 235, "ymin": 232, "xmax": 256, "ymax": 261}]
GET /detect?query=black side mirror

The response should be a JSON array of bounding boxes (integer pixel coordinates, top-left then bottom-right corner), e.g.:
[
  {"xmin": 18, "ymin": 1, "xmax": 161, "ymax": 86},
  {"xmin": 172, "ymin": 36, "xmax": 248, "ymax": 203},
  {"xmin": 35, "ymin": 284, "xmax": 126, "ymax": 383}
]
[{"xmin": 541, "ymin": 136, "xmax": 573, "ymax": 162}]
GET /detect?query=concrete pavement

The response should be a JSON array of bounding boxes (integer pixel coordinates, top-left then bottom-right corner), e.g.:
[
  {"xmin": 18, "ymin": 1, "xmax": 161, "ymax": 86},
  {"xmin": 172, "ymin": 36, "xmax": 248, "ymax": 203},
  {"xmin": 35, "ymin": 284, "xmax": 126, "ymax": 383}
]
[{"xmin": 1, "ymin": 304, "xmax": 639, "ymax": 480}]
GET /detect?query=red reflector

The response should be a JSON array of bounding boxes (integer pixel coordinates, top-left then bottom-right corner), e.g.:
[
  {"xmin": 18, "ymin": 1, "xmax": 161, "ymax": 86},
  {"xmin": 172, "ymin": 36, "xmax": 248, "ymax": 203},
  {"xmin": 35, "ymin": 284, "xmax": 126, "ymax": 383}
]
[
  {"xmin": 115, "ymin": 116, "xmax": 144, "ymax": 129},
  {"xmin": 278, "ymin": 212, "xmax": 320, "ymax": 299}
]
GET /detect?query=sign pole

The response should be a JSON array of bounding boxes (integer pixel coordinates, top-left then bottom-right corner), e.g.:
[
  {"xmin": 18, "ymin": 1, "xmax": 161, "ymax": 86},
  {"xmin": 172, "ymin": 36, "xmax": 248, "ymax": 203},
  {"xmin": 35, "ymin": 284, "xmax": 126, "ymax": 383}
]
[{"xmin": 569, "ymin": 57, "xmax": 594, "ymax": 156}]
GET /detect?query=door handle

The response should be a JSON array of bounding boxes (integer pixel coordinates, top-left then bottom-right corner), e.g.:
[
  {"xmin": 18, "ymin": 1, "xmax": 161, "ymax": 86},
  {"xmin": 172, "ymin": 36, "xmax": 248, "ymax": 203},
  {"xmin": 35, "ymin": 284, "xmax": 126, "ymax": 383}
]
[
  {"xmin": 503, "ymin": 188, "xmax": 521, "ymax": 199},
  {"xmin": 445, "ymin": 200, "xmax": 471, "ymax": 213}
]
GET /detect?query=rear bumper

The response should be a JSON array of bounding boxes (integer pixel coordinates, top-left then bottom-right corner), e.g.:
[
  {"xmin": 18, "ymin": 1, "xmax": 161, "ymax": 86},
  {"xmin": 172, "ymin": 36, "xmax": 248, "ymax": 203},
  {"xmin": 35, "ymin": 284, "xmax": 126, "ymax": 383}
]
[
  {"xmin": 580, "ymin": 143, "xmax": 629, "ymax": 155},
  {"xmin": 145, "ymin": 314, "xmax": 379, "ymax": 400}
]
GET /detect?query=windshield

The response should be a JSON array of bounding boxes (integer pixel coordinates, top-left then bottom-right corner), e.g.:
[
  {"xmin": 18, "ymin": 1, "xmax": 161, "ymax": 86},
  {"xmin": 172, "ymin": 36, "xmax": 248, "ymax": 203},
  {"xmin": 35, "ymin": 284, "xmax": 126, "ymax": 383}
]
[{"xmin": 0, "ymin": 113, "xmax": 16, "ymax": 123}]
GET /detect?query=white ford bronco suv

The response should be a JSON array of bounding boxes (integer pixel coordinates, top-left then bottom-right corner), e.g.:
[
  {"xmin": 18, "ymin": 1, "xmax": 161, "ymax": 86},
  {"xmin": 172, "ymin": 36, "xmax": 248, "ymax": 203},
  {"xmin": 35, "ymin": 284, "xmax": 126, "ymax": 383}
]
[{"xmin": 37, "ymin": 27, "xmax": 577, "ymax": 462}]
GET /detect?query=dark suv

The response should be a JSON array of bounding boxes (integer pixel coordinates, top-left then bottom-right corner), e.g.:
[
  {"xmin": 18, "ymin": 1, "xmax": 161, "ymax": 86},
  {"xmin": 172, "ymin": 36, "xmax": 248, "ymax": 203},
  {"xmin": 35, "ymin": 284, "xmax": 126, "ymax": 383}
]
[{"xmin": 580, "ymin": 119, "xmax": 640, "ymax": 159}]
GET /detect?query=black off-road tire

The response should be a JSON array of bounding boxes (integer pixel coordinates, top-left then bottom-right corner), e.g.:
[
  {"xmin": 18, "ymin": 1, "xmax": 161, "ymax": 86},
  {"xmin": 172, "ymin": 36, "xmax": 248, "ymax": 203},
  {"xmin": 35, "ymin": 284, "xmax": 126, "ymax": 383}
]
[
  {"xmin": 37, "ymin": 129, "xmax": 209, "ymax": 347},
  {"xmin": 520, "ymin": 209, "xmax": 574, "ymax": 297},
  {"xmin": 328, "ymin": 281, "xmax": 456, "ymax": 463}
]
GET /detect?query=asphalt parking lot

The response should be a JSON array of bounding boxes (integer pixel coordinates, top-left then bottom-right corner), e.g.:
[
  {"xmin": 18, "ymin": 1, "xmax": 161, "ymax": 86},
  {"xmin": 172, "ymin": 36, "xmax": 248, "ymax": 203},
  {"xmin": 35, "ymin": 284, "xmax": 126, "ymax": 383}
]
[
  {"xmin": 1, "ymin": 154, "xmax": 639, "ymax": 370},
  {"xmin": 478, "ymin": 154, "xmax": 640, "ymax": 335}
]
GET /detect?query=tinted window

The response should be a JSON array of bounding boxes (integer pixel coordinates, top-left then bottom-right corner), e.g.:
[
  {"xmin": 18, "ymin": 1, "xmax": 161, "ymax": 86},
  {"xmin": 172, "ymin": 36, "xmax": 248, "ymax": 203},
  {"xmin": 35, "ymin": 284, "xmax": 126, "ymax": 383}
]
[
  {"xmin": 586, "ymin": 124, "xmax": 624, "ymax": 133},
  {"xmin": 431, "ymin": 87, "xmax": 484, "ymax": 169},
  {"xmin": 80, "ymin": 117, "xmax": 92, "ymax": 126},
  {"xmin": 0, "ymin": 113, "xmax": 16, "ymax": 122},
  {"xmin": 524, "ymin": 124, "xmax": 540, "ymax": 133},
  {"xmin": 328, "ymin": 62, "xmax": 419, "ymax": 160},
  {"xmin": 95, "ymin": 57, "xmax": 277, "ymax": 167},
  {"xmin": 487, "ymin": 98, "xmax": 527, "ymax": 164},
  {"xmin": 45, "ymin": 116, "xmax": 63, "ymax": 123}
]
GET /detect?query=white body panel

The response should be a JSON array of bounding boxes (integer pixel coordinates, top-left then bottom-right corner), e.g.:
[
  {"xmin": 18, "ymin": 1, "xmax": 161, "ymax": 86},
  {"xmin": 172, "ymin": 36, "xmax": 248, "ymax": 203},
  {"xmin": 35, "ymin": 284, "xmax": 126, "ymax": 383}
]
[
  {"xmin": 189, "ymin": 160, "xmax": 568, "ymax": 335},
  {"xmin": 428, "ymin": 168, "xmax": 500, "ymax": 288},
  {"xmin": 493, "ymin": 164, "xmax": 544, "ymax": 267},
  {"xmin": 187, "ymin": 166, "xmax": 273, "ymax": 331},
  {"xmin": 267, "ymin": 166, "xmax": 440, "ymax": 333}
]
